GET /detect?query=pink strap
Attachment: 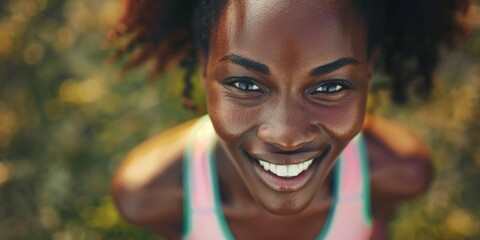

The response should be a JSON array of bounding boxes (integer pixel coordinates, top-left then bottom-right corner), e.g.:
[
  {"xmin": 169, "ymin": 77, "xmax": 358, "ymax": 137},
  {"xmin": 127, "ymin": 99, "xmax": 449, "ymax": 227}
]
[
  {"xmin": 321, "ymin": 134, "xmax": 372, "ymax": 239},
  {"xmin": 338, "ymin": 135, "xmax": 364, "ymax": 198},
  {"xmin": 191, "ymin": 123, "xmax": 216, "ymax": 210},
  {"xmin": 184, "ymin": 118, "xmax": 227, "ymax": 239}
]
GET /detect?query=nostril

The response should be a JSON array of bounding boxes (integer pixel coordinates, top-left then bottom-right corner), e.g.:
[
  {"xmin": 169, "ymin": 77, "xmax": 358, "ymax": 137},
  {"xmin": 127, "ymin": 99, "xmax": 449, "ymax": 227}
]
[
  {"xmin": 257, "ymin": 124, "xmax": 318, "ymax": 151},
  {"xmin": 272, "ymin": 139, "xmax": 312, "ymax": 152}
]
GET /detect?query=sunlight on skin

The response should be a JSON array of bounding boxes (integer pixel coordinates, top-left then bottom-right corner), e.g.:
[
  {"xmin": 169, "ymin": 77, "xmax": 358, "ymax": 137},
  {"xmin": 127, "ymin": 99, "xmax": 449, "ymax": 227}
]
[
  {"xmin": 119, "ymin": 119, "xmax": 197, "ymax": 190},
  {"xmin": 364, "ymin": 115, "xmax": 430, "ymax": 158}
]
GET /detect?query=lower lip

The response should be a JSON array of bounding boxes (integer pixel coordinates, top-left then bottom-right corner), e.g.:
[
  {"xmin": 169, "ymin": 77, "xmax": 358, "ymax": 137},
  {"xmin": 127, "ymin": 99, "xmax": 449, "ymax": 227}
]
[{"xmin": 248, "ymin": 151, "xmax": 326, "ymax": 192}]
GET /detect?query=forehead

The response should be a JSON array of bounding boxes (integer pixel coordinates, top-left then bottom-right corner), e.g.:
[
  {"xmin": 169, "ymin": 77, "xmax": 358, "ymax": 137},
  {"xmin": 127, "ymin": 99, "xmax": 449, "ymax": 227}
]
[{"xmin": 210, "ymin": 0, "xmax": 367, "ymax": 70}]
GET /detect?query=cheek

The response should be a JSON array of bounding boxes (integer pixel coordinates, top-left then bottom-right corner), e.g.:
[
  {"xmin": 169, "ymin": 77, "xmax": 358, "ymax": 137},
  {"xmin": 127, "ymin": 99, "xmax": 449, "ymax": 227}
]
[
  {"xmin": 205, "ymin": 81, "xmax": 260, "ymax": 143},
  {"xmin": 311, "ymin": 95, "xmax": 367, "ymax": 144}
]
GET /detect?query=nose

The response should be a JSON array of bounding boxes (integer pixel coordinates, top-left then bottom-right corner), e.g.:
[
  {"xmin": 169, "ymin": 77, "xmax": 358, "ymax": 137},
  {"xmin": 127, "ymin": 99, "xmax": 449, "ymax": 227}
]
[{"xmin": 257, "ymin": 104, "xmax": 318, "ymax": 151}]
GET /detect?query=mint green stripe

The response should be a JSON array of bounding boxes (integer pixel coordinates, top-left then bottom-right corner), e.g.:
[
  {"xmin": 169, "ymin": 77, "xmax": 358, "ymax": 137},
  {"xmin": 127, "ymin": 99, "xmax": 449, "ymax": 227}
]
[
  {"xmin": 358, "ymin": 133, "xmax": 373, "ymax": 225},
  {"xmin": 208, "ymin": 135, "xmax": 236, "ymax": 240},
  {"xmin": 316, "ymin": 157, "xmax": 341, "ymax": 240},
  {"xmin": 182, "ymin": 130, "xmax": 193, "ymax": 238}
]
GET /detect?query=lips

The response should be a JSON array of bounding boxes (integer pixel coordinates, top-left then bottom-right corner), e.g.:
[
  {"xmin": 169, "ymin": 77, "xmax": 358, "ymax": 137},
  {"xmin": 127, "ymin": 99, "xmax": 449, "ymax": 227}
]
[{"xmin": 244, "ymin": 148, "xmax": 330, "ymax": 192}]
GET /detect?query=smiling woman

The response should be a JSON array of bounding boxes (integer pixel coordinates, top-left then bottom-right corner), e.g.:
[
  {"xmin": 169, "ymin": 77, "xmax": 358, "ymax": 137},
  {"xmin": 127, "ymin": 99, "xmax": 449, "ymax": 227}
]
[
  {"xmin": 109, "ymin": 0, "xmax": 470, "ymax": 239},
  {"xmin": 204, "ymin": 2, "xmax": 371, "ymax": 219}
]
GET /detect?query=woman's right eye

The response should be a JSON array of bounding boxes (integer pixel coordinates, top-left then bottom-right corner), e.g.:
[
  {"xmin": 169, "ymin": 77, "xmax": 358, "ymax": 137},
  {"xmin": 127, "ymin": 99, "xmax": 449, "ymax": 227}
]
[
  {"xmin": 226, "ymin": 78, "xmax": 264, "ymax": 93},
  {"xmin": 233, "ymin": 81, "xmax": 261, "ymax": 91}
]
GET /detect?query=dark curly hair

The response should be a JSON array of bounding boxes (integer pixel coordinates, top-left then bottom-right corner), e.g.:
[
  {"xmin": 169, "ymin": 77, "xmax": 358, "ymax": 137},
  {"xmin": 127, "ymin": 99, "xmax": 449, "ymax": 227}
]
[{"xmin": 108, "ymin": 0, "xmax": 471, "ymax": 109}]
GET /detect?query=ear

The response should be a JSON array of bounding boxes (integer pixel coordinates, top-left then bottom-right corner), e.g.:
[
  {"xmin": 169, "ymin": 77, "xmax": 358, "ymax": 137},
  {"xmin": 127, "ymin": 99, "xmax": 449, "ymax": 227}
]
[
  {"xmin": 198, "ymin": 53, "xmax": 208, "ymax": 90},
  {"xmin": 367, "ymin": 47, "xmax": 381, "ymax": 78}
]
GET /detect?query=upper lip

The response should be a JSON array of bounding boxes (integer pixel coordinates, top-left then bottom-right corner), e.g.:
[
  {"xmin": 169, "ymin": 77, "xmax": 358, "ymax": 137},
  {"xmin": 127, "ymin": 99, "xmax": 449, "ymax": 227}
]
[{"xmin": 247, "ymin": 149, "xmax": 327, "ymax": 165}]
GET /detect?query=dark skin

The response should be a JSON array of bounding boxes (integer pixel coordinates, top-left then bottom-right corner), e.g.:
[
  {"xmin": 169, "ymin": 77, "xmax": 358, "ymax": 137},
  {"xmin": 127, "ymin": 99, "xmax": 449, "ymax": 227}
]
[{"xmin": 112, "ymin": 1, "xmax": 432, "ymax": 239}]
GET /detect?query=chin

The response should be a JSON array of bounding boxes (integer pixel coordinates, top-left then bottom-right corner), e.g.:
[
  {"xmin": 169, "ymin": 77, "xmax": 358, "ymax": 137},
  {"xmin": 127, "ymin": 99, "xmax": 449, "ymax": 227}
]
[{"xmin": 251, "ymin": 185, "xmax": 317, "ymax": 216}]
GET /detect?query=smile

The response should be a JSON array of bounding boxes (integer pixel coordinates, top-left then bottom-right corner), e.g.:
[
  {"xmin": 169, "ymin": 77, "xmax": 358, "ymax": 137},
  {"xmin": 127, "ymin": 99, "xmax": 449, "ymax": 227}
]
[
  {"xmin": 244, "ymin": 147, "xmax": 330, "ymax": 192},
  {"xmin": 257, "ymin": 159, "xmax": 314, "ymax": 178}
]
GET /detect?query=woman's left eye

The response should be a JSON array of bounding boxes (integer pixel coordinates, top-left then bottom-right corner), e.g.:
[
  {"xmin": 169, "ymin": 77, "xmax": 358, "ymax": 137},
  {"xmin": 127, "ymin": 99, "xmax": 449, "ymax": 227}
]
[{"xmin": 313, "ymin": 81, "xmax": 350, "ymax": 94}]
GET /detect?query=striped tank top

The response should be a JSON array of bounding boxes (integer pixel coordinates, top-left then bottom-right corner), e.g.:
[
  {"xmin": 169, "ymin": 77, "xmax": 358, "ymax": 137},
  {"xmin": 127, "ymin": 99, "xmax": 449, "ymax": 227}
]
[{"xmin": 183, "ymin": 116, "xmax": 372, "ymax": 239}]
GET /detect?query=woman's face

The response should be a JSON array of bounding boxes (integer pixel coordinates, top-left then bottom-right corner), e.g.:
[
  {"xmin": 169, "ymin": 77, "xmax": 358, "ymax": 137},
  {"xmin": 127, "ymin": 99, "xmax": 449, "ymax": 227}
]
[{"xmin": 203, "ymin": 0, "xmax": 373, "ymax": 214}]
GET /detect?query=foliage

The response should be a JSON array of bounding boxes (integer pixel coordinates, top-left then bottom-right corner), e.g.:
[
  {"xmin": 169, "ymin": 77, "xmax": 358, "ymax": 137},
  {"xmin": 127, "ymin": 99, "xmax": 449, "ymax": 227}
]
[
  {"xmin": 0, "ymin": 0, "xmax": 478, "ymax": 239},
  {"xmin": 0, "ymin": 0, "xmax": 193, "ymax": 238}
]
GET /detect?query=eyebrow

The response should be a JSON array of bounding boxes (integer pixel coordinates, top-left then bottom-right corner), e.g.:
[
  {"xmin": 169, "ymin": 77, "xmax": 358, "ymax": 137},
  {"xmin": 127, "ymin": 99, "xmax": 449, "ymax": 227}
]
[
  {"xmin": 311, "ymin": 57, "xmax": 360, "ymax": 76},
  {"xmin": 220, "ymin": 54, "xmax": 270, "ymax": 75},
  {"xmin": 220, "ymin": 54, "xmax": 359, "ymax": 76}
]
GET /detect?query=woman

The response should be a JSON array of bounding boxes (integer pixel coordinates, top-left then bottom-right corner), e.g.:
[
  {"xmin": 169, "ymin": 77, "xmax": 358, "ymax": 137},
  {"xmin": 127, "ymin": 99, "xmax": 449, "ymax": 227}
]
[{"xmin": 110, "ymin": 0, "xmax": 470, "ymax": 239}]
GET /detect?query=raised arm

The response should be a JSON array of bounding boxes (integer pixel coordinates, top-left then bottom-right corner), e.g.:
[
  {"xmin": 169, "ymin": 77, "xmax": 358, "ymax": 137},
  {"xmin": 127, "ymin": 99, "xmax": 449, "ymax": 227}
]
[
  {"xmin": 365, "ymin": 115, "xmax": 433, "ymax": 201},
  {"xmin": 111, "ymin": 119, "xmax": 198, "ymax": 238},
  {"xmin": 364, "ymin": 115, "xmax": 433, "ymax": 240}
]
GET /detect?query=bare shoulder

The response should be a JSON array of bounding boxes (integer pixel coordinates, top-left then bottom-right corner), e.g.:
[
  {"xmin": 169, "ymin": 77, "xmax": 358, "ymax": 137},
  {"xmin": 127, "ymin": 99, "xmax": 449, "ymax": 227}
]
[
  {"xmin": 111, "ymin": 118, "xmax": 199, "ymax": 236},
  {"xmin": 362, "ymin": 114, "xmax": 433, "ymax": 201}
]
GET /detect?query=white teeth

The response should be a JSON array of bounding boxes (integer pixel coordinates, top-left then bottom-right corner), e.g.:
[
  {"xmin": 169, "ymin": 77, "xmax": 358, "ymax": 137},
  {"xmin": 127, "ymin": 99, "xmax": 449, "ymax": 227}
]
[
  {"xmin": 287, "ymin": 165, "xmax": 299, "ymax": 177},
  {"xmin": 264, "ymin": 162, "xmax": 270, "ymax": 171},
  {"xmin": 277, "ymin": 165, "xmax": 288, "ymax": 177},
  {"xmin": 257, "ymin": 159, "xmax": 314, "ymax": 178},
  {"xmin": 303, "ymin": 162, "xmax": 309, "ymax": 171},
  {"xmin": 299, "ymin": 162, "xmax": 306, "ymax": 171},
  {"xmin": 259, "ymin": 160, "xmax": 270, "ymax": 171},
  {"xmin": 270, "ymin": 164, "xmax": 276, "ymax": 173}
]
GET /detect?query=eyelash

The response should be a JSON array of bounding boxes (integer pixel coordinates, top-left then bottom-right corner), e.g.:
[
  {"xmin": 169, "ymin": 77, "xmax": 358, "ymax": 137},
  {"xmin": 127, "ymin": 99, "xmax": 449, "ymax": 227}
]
[
  {"xmin": 225, "ymin": 78, "xmax": 264, "ymax": 93},
  {"xmin": 224, "ymin": 78, "xmax": 351, "ymax": 96},
  {"xmin": 312, "ymin": 80, "xmax": 352, "ymax": 94}
]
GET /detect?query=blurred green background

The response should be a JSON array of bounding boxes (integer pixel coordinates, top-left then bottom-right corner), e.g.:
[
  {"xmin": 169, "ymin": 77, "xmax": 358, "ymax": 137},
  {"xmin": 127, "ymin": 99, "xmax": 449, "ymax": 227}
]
[{"xmin": 0, "ymin": 0, "xmax": 479, "ymax": 239}]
